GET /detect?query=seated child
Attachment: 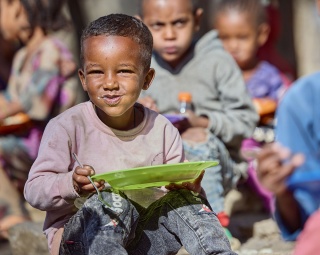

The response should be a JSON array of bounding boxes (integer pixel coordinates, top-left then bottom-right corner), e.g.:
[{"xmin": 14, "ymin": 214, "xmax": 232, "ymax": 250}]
[
  {"xmin": 0, "ymin": 0, "xmax": 79, "ymax": 239},
  {"xmin": 138, "ymin": 0, "xmax": 259, "ymax": 227},
  {"xmin": 24, "ymin": 14, "xmax": 236, "ymax": 255},
  {"xmin": 257, "ymin": 72, "xmax": 320, "ymax": 243},
  {"xmin": 213, "ymin": 0, "xmax": 291, "ymax": 212}
]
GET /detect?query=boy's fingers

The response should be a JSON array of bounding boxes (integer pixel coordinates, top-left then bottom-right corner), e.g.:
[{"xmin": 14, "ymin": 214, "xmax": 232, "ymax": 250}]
[
  {"xmin": 81, "ymin": 181, "xmax": 103, "ymax": 192},
  {"xmin": 291, "ymin": 153, "xmax": 305, "ymax": 167},
  {"xmin": 98, "ymin": 184, "xmax": 105, "ymax": 191},
  {"xmin": 73, "ymin": 174, "xmax": 91, "ymax": 185},
  {"xmin": 74, "ymin": 166, "xmax": 94, "ymax": 176}
]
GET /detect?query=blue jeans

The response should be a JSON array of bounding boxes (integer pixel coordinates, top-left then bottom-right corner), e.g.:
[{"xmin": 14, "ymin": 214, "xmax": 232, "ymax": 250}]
[
  {"xmin": 59, "ymin": 190, "xmax": 236, "ymax": 255},
  {"xmin": 183, "ymin": 133, "xmax": 240, "ymax": 214}
]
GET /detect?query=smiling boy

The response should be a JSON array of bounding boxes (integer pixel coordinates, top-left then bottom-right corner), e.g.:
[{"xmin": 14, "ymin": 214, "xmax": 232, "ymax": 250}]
[{"xmin": 24, "ymin": 14, "xmax": 236, "ymax": 255}]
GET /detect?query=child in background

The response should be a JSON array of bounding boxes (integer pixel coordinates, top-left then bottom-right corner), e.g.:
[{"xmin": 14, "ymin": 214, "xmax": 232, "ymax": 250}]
[
  {"xmin": 213, "ymin": 0, "xmax": 291, "ymax": 212},
  {"xmin": 257, "ymin": 72, "xmax": 320, "ymax": 252},
  {"xmin": 0, "ymin": 35, "xmax": 18, "ymax": 91},
  {"xmin": 24, "ymin": 14, "xmax": 236, "ymax": 255},
  {"xmin": 213, "ymin": 0, "xmax": 290, "ymax": 102},
  {"xmin": 256, "ymin": 3, "xmax": 320, "ymax": 254},
  {"xmin": 0, "ymin": 0, "xmax": 79, "ymax": 239},
  {"xmin": 138, "ymin": 0, "xmax": 258, "ymax": 229}
]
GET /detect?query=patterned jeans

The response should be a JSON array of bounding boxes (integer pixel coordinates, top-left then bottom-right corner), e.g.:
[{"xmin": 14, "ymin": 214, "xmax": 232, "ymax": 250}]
[
  {"xmin": 59, "ymin": 189, "xmax": 236, "ymax": 255},
  {"xmin": 183, "ymin": 133, "xmax": 241, "ymax": 214}
]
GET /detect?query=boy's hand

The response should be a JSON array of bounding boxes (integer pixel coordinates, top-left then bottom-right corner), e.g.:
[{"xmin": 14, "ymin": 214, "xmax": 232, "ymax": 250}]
[
  {"xmin": 256, "ymin": 143, "xmax": 304, "ymax": 196},
  {"xmin": 165, "ymin": 170, "xmax": 205, "ymax": 194},
  {"xmin": 138, "ymin": 96, "xmax": 159, "ymax": 112},
  {"xmin": 72, "ymin": 165, "xmax": 105, "ymax": 196},
  {"xmin": 184, "ymin": 110, "xmax": 209, "ymax": 129},
  {"xmin": 173, "ymin": 117, "xmax": 191, "ymax": 134}
]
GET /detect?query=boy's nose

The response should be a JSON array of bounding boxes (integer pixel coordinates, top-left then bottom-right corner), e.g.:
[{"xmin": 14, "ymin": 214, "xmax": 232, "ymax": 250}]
[
  {"xmin": 103, "ymin": 76, "xmax": 119, "ymax": 89},
  {"xmin": 227, "ymin": 39, "xmax": 239, "ymax": 51},
  {"xmin": 103, "ymin": 81, "xmax": 119, "ymax": 89},
  {"xmin": 163, "ymin": 26, "xmax": 176, "ymax": 40}
]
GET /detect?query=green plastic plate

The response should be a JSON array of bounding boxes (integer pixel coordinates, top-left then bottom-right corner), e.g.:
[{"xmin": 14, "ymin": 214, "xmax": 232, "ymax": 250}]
[{"xmin": 91, "ymin": 161, "xmax": 218, "ymax": 190}]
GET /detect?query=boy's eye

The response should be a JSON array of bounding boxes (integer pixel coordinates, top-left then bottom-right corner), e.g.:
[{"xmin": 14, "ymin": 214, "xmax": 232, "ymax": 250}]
[
  {"xmin": 219, "ymin": 35, "xmax": 228, "ymax": 40},
  {"xmin": 150, "ymin": 22, "xmax": 163, "ymax": 31},
  {"xmin": 119, "ymin": 69, "xmax": 133, "ymax": 74},
  {"xmin": 238, "ymin": 35, "xmax": 250, "ymax": 40},
  {"xmin": 88, "ymin": 70, "xmax": 103, "ymax": 75},
  {"xmin": 173, "ymin": 19, "xmax": 187, "ymax": 28}
]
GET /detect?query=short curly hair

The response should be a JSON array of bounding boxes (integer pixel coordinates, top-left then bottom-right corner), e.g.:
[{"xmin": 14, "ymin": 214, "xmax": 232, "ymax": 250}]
[{"xmin": 80, "ymin": 14, "xmax": 153, "ymax": 72}]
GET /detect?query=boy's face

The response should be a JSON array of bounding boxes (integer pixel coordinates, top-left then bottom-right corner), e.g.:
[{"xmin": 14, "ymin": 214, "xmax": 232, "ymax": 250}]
[
  {"xmin": 141, "ymin": 0, "xmax": 202, "ymax": 68},
  {"xmin": 214, "ymin": 11, "xmax": 269, "ymax": 70},
  {"xmin": 0, "ymin": 0, "xmax": 30, "ymax": 42},
  {"xmin": 79, "ymin": 35, "xmax": 154, "ymax": 129}
]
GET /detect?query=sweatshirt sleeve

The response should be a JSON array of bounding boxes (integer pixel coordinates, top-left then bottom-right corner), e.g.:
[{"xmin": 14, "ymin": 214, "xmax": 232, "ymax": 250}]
[
  {"xmin": 199, "ymin": 53, "xmax": 259, "ymax": 148},
  {"xmin": 24, "ymin": 118, "xmax": 79, "ymax": 211},
  {"xmin": 163, "ymin": 122, "xmax": 185, "ymax": 164}
]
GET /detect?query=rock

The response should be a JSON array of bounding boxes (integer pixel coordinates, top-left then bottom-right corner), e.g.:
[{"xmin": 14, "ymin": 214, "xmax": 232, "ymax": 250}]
[
  {"xmin": 8, "ymin": 222, "xmax": 49, "ymax": 255},
  {"xmin": 253, "ymin": 218, "xmax": 280, "ymax": 239}
]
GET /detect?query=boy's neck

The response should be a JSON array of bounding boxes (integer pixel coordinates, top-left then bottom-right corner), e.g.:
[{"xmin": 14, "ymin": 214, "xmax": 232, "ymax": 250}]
[
  {"xmin": 94, "ymin": 104, "xmax": 143, "ymax": 131},
  {"xmin": 241, "ymin": 59, "xmax": 261, "ymax": 82}
]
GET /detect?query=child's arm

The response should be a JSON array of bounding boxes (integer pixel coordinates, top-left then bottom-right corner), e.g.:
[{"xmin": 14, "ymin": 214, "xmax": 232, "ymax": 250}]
[
  {"xmin": 24, "ymin": 118, "xmax": 81, "ymax": 211},
  {"xmin": 0, "ymin": 96, "xmax": 24, "ymax": 120},
  {"xmin": 199, "ymin": 53, "xmax": 259, "ymax": 147},
  {"xmin": 161, "ymin": 119, "xmax": 206, "ymax": 192},
  {"xmin": 257, "ymin": 143, "xmax": 304, "ymax": 233}
]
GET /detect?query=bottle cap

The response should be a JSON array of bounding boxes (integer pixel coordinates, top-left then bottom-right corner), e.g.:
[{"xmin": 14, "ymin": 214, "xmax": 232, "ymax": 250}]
[{"xmin": 178, "ymin": 92, "xmax": 192, "ymax": 102}]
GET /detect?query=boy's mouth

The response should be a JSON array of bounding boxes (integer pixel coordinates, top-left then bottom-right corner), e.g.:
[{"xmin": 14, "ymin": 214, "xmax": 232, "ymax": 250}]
[
  {"xmin": 164, "ymin": 46, "xmax": 178, "ymax": 54},
  {"xmin": 98, "ymin": 95, "xmax": 122, "ymax": 106}
]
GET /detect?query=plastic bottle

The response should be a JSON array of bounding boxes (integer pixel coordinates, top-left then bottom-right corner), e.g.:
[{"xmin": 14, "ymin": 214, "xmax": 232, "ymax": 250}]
[{"xmin": 178, "ymin": 92, "xmax": 193, "ymax": 114}]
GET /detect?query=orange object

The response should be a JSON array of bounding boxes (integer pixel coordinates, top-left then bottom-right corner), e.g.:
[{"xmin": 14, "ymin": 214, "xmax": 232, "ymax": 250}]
[
  {"xmin": 253, "ymin": 98, "xmax": 277, "ymax": 126},
  {"xmin": 253, "ymin": 98, "xmax": 277, "ymax": 125},
  {"xmin": 178, "ymin": 92, "xmax": 192, "ymax": 103},
  {"xmin": 252, "ymin": 98, "xmax": 277, "ymax": 116},
  {"xmin": 0, "ymin": 113, "xmax": 32, "ymax": 135}
]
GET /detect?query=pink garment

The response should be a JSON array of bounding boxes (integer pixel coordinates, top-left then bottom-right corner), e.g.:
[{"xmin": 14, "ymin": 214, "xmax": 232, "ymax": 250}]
[
  {"xmin": 294, "ymin": 209, "xmax": 320, "ymax": 255},
  {"xmin": 24, "ymin": 101, "xmax": 185, "ymax": 250},
  {"xmin": 241, "ymin": 138, "xmax": 274, "ymax": 212}
]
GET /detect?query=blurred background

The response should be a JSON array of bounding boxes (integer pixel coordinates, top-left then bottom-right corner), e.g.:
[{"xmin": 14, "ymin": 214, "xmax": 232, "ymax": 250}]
[
  {"xmin": 63, "ymin": 0, "xmax": 319, "ymax": 76},
  {"xmin": 2, "ymin": 0, "xmax": 320, "ymax": 87},
  {"xmin": 1, "ymin": 0, "xmax": 320, "ymax": 254}
]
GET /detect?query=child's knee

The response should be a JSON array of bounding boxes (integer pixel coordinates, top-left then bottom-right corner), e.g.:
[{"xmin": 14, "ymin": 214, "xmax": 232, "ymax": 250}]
[
  {"xmin": 85, "ymin": 191, "xmax": 133, "ymax": 215},
  {"xmin": 160, "ymin": 190, "xmax": 210, "ymax": 210}
]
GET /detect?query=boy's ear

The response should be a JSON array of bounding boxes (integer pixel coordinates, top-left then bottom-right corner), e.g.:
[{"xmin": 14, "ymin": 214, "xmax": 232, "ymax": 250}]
[
  {"xmin": 194, "ymin": 8, "xmax": 204, "ymax": 32},
  {"xmin": 142, "ymin": 68, "xmax": 155, "ymax": 90},
  {"xmin": 78, "ymin": 69, "xmax": 87, "ymax": 91},
  {"xmin": 257, "ymin": 23, "xmax": 270, "ymax": 47}
]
